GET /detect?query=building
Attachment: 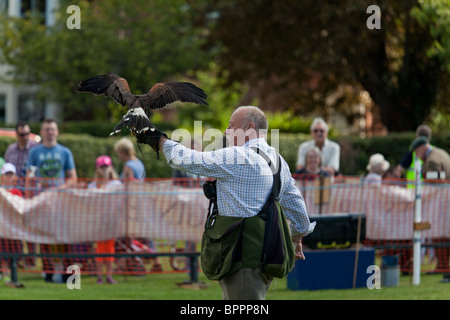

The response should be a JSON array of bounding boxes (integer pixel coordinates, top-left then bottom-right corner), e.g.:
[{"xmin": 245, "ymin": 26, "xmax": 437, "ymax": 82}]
[{"xmin": 0, "ymin": 0, "xmax": 60, "ymax": 124}]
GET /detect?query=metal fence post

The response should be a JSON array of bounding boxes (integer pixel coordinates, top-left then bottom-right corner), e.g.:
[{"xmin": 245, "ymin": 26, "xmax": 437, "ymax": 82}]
[
  {"xmin": 189, "ymin": 255, "xmax": 199, "ymax": 283},
  {"xmin": 9, "ymin": 255, "xmax": 18, "ymax": 283}
]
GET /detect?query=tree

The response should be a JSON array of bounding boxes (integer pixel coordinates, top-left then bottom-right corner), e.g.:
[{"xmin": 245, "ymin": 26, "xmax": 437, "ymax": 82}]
[
  {"xmin": 192, "ymin": 0, "xmax": 449, "ymax": 132},
  {"xmin": 0, "ymin": 0, "xmax": 210, "ymax": 121},
  {"xmin": 411, "ymin": 0, "xmax": 450, "ymax": 132}
]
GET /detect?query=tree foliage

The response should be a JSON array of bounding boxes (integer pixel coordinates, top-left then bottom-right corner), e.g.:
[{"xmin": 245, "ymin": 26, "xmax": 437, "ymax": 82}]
[
  {"xmin": 0, "ymin": 0, "xmax": 447, "ymax": 133},
  {"xmin": 191, "ymin": 0, "xmax": 449, "ymax": 131},
  {"xmin": 0, "ymin": 0, "xmax": 210, "ymax": 121},
  {"xmin": 175, "ymin": 62, "xmax": 246, "ymax": 132},
  {"xmin": 411, "ymin": 0, "xmax": 450, "ymax": 131}
]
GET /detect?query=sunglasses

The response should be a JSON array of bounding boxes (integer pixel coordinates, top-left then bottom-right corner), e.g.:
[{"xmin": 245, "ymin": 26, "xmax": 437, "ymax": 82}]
[
  {"xmin": 313, "ymin": 129, "xmax": 325, "ymax": 133},
  {"xmin": 18, "ymin": 132, "xmax": 30, "ymax": 137}
]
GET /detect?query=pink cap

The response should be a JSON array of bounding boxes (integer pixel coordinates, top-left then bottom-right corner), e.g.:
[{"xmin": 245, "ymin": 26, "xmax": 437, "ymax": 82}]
[{"xmin": 96, "ymin": 155, "xmax": 112, "ymax": 168}]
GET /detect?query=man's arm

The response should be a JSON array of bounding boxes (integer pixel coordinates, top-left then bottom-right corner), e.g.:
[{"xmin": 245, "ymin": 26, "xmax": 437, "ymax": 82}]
[
  {"xmin": 158, "ymin": 137, "xmax": 169, "ymax": 155},
  {"xmin": 25, "ymin": 169, "xmax": 33, "ymax": 198},
  {"xmin": 58, "ymin": 168, "xmax": 77, "ymax": 189},
  {"xmin": 324, "ymin": 141, "xmax": 340, "ymax": 175},
  {"xmin": 394, "ymin": 150, "xmax": 413, "ymax": 178},
  {"xmin": 295, "ymin": 144, "xmax": 306, "ymax": 171},
  {"xmin": 291, "ymin": 234, "xmax": 305, "ymax": 260},
  {"xmin": 393, "ymin": 164, "xmax": 406, "ymax": 178},
  {"xmin": 280, "ymin": 179, "xmax": 315, "ymax": 236},
  {"xmin": 122, "ymin": 166, "xmax": 135, "ymax": 180},
  {"xmin": 321, "ymin": 166, "xmax": 336, "ymax": 176}
]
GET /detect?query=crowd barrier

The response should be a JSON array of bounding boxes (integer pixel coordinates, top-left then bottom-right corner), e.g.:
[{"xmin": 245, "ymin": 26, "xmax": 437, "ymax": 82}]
[
  {"xmin": 0, "ymin": 176, "xmax": 448, "ymax": 282},
  {"xmin": 294, "ymin": 175, "xmax": 449, "ymax": 274}
]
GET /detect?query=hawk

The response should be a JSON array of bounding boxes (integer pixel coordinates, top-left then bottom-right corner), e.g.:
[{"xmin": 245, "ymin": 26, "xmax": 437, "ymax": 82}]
[{"xmin": 76, "ymin": 73, "xmax": 208, "ymax": 135}]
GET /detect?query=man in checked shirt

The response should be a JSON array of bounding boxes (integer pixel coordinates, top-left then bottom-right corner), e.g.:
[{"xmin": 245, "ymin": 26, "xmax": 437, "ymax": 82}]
[
  {"xmin": 141, "ymin": 106, "xmax": 315, "ymax": 299},
  {"xmin": 4, "ymin": 121, "xmax": 39, "ymax": 189}
]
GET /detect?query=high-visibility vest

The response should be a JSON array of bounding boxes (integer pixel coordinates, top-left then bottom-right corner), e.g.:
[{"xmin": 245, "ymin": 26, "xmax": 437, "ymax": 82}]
[{"xmin": 406, "ymin": 151, "xmax": 423, "ymax": 189}]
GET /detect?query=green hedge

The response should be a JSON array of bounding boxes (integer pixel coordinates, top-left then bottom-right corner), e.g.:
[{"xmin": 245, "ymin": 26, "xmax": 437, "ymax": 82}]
[
  {"xmin": 10, "ymin": 121, "xmax": 178, "ymax": 139},
  {"xmin": 0, "ymin": 132, "xmax": 449, "ymax": 179}
]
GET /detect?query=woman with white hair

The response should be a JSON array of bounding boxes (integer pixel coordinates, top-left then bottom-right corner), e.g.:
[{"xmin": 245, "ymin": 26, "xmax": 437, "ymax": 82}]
[{"xmin": 364, "ymin": 153, "xmax": 390, "ymax": 185}]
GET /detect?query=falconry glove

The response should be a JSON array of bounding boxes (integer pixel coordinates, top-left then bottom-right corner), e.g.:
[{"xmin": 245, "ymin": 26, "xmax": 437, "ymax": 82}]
[{"xmin": 135, "ymin": 128, "xmax": 168, "ymax": 159}]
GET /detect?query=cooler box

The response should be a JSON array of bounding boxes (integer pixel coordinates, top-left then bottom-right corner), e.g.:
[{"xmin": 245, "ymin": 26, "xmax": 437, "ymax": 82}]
[
  {"xmin": 302, "ymin": 213, "xmax": 366, "ymax": 249},
  {"xmin": 287, "ymin": 248, "xmax": 375, "ymax": 290}
]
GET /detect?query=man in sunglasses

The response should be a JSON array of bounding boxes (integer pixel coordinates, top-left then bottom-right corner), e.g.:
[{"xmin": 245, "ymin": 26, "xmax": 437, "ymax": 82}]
[
  {"xmin": 296, "ymin": 117, "xmax": 340, "ymax": 176},
  {"xmin": 4, "ymin": 121, "xmax": 39, "ymax": 268},
  {"xmin": 4, "ymin": 121, "xmax": 39, "ymax": 189}
]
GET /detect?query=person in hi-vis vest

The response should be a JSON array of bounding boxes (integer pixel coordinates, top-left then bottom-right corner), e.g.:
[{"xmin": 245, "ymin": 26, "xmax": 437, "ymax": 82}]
[{"xmin": 393, "ymin": 125, "xmax": 432, "ymax": 188}]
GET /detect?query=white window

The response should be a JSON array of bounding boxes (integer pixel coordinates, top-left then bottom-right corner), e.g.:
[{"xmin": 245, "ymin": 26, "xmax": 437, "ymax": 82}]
[
  {"xmin": 21, "ymin": 0, "xmax": 46, "ymax": 22},
  {"xmin": 18, "ymin": 93, "xmax": 45, "ymax": 122}
]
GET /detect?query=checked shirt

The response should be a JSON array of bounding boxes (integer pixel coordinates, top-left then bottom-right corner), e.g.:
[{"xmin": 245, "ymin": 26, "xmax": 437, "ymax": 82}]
[{"xmin": 163, "ymin": 138, "xmax": 315, "ymax": 237}]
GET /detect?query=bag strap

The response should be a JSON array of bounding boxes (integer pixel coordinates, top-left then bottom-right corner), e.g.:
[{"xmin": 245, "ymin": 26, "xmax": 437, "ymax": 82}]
[
  {"xmin": 205, "ymin": 147, "xmax": 281, "ymax": 226},
  {"xmin": 250, "ymin": 147, "xmax": 281, "ymax": 199}
]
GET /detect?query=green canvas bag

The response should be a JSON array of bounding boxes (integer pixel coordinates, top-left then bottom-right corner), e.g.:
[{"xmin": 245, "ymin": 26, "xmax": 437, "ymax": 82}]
[{"xmin": 201, "ymin": 215, "xmax": 244, "ymax": 280}]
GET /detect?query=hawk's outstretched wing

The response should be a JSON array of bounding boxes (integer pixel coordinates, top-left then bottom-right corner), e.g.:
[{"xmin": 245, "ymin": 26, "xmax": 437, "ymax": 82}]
[
  {"xmin": 76, "ymin": 73, "xmax": 208, "ymax": 135},
  {"xmin": 77, "ymin": 73, "xmax": 136, "ymax": 107},
  {"xmin": 138, "ymin": 82, "xmax": 209, "ymax": 110}
]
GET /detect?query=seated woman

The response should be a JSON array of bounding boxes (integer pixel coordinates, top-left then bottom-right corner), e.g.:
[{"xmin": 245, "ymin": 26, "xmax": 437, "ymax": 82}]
[
  {"xmin": 294, "ymin": 147, "xmax": 330, "ymax": 180},
  {"xmin": 364, "ymin": 153, "xmax": 390, "ymax": 185}
]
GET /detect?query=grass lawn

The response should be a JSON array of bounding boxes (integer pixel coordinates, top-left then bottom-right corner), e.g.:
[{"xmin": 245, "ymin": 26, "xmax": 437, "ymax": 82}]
[{"xmin": 0, "ymin": 271, "xmax": 448, "ymax": 300}]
